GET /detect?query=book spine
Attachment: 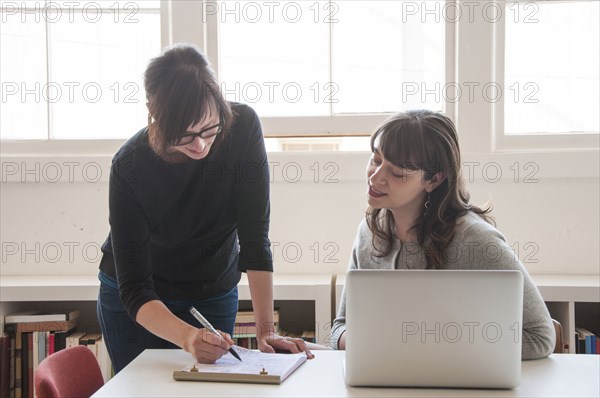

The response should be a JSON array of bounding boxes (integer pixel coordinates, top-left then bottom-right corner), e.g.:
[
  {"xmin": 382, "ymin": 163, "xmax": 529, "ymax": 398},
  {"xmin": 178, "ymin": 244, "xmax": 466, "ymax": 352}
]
[
  {"xmin": 15, "ymin": 321, "xmax": 76, "ymax": 334},
  {"xmin": 21, "ymin": 334, "xmax": 28, "ymax": 398},
  {"xmin": 233, "ymin": 323, "xmax": 257, "ymax": 335},
  {"xmin": 96, "ymin": 338, "xmax": 113, "ymax": 382},
  {"xmin": 1, "ymin": 335, "xmax": 10, "ymax": 398},
  {"xmin": 54, "ymin": 329, "xmax": 73, "ymax": 352},
  {"xmin": 37, "ymin": 333, "xmax": 45, "ymax": 364},
  {"xmin": 234, "ymin": 310, "xmax": 279, "ymax": 325},
  {"xmin": 66, "ymin": 332, "xmax": 86, "ymax": 349},
  {"xmin": 28, "ymin": 332, "xmax": 40, "ymax": 396},
  {"xmin": 14, "ymin": 330, "xmax": 22, "ymax": 398},
  {"xmin": 3, "ymin": 325, "xmax": 15, "ymax": 335},
  {"xmin": 584, "ymin": 335, "xmax": 590, "ymax": 354},
  {"xmin": 27, "ymin": 334, "xmax": 33, "ymax": 398},
  {"xmin": 9, "ymin": 333, "xmax": 15, "ymax": 398},
  {"xmin": 48, "ymin": 333, "xmax": 55, "ymax": 356},
  {"xmin": 5, "ymin": 310, "xmax": 80, "ymax": 324}
]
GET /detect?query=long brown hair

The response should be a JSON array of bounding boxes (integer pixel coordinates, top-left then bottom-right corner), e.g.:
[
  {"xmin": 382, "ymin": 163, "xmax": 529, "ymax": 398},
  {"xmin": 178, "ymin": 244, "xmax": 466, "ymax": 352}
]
[
  {"xmin": 144, "ymin": 44, "xmax": 233, "ymax": 159},
  {"xmin": 367, "ymin": 110, "xmax": 493, "ymax": 269}
]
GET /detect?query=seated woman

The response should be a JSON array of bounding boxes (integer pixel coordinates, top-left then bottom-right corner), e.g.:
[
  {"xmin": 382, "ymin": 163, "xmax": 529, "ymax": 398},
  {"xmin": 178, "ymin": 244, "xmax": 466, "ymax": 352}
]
[{"xmin": 330, "ymin": 110, "xmax": 555, "ymax": 360}]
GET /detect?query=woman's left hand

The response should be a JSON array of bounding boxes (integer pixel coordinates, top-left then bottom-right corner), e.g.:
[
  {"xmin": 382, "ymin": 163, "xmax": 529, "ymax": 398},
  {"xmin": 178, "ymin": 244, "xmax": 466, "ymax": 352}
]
[{"xmin": 257, "ymin": 332, "xmax": 315, "ymax": 359}]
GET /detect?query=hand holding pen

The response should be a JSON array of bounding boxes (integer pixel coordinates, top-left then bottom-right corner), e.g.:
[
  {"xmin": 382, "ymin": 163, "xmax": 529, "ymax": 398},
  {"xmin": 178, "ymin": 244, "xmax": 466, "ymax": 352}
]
[{"xmin": 189, "ymin": 306, "xmax": 242, "ymax": 362}]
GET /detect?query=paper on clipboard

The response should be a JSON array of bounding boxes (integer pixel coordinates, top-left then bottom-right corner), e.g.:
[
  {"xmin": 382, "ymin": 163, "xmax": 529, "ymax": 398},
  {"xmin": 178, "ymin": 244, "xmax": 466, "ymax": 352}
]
[{"xmin": 173, "ymin": 347, "xmax": 307, "ymax": 385}]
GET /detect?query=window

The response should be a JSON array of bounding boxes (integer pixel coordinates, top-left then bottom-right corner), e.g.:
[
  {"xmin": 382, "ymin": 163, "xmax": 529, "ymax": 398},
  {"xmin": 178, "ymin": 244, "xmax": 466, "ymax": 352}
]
[
  {"xmin": 504, "ymin": 1, "xmax": 599, "ymax": 135},
  {"xmin": 1, "ymin": 1, "xmax": 447, "ymax": 141},
  {"xmin": 0, "ymin": 1, "xmax": 161, "ymax": 140},
  {"xmin": 218, "ymin": 1, "xmax": 330, "ymax": 117},
  {"xmin": 218, "ymin": 1, "xmax": 445, "ymax": 117},
  {"xmin": 1, "ymin": 0, "xmax": 598, "ymax": 161}
]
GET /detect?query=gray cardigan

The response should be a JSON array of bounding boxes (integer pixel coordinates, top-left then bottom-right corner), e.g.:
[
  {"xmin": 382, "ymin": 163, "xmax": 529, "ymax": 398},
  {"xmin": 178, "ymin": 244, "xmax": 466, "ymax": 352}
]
[{"xmin": 330, "ymin": 212, "xmax": 555, "ymax": 360}]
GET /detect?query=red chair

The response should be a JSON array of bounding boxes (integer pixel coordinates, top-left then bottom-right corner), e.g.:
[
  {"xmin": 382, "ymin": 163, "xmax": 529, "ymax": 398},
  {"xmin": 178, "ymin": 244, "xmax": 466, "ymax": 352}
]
[{"xmin": 35, "ymin": 345, "xmax": 104, "ymax": 398}]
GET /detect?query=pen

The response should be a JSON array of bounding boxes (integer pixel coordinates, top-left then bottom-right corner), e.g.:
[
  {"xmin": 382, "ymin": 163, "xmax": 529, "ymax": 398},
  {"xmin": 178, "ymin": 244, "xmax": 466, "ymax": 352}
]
[{"xmin": 189, "ymin": 306, "xmax": 242, "ymax": 362}]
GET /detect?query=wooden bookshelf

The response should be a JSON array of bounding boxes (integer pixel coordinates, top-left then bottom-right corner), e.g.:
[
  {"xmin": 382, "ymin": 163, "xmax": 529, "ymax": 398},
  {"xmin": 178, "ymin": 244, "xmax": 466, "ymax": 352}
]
[
  {"xmin": 0, "ymin": 273, "xmax": 333, "ymax": 344},
  {"xmin": 531, "ymin": 274, "xmax": 600, "ymax": 352}
]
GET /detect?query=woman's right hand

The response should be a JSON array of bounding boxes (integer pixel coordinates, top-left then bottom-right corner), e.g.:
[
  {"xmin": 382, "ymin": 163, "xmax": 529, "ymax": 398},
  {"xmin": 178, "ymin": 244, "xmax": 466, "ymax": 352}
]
[{"xmin": 184, "ymin": 328, "xmax": 235, "ymax": 364}]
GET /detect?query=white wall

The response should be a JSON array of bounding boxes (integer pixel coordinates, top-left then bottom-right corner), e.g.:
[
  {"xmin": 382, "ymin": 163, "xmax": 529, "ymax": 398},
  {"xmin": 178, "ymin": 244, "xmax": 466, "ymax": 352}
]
[{"xmin": 1, "ymin": 151, "xmax": 598, "ymax": 277}]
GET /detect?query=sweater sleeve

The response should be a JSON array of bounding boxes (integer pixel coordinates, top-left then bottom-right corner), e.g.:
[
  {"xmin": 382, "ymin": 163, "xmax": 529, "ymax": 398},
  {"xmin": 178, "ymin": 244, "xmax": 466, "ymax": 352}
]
[
  {"xmin": 455, "ymin": 219, "xmax": 555, "ymax": 360},
  {"xmin": 329, "ymin": 227, "xmax": 361, "ymax": 349},
  {"xmin": 233, "ymin": 105, "xmax": 273, "ymax": 272},
  {"xmin": 108, "ymin": 155, "xmax": 160, "ymax": 321}
]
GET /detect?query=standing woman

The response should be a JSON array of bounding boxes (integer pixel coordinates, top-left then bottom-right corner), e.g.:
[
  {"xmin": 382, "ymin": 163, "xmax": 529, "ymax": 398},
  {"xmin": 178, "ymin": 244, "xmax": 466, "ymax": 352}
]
[
  {"xmin": 97, "ymin": 44, "xmax": 311, "ymax": 373},
  {"xmin": 330, "ymin": 110, "xmax": 555, "ymax": 360}
]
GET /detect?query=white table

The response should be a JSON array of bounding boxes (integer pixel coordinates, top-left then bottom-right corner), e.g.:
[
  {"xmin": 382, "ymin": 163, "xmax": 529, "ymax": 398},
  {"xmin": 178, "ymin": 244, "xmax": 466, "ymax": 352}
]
[{"xmin": 93, "ymin": 350, "xmax": 600, "ymax": 397}]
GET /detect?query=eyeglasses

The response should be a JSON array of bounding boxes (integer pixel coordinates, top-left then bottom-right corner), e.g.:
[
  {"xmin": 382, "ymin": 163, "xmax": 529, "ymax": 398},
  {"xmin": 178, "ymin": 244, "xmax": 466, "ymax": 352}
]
[{"xmin": 170, "ymin": 121, "xmax": 223, "ymax": 146}]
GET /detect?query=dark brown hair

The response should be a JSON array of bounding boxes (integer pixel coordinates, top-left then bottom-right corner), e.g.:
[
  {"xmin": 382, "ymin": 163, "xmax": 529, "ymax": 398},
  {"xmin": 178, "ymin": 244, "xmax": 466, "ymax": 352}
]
[
  {"xmin": 144, "ymin": 44, "xmax": 233, "ymax": 159},
  {"xmin": 367, "ymin": 110, "xmax": 493, "ymax": 269}
]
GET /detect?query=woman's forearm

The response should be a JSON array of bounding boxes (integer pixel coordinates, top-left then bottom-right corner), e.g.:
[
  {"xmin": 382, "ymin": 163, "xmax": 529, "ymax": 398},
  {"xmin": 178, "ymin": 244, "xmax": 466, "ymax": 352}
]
[
  {"xmin": 135, "ymin": 300, "xmax": 197, "ymax": 351},
  {"xmin": 247, "ymin": 270, "xmax": 275, "ymax": 336}
]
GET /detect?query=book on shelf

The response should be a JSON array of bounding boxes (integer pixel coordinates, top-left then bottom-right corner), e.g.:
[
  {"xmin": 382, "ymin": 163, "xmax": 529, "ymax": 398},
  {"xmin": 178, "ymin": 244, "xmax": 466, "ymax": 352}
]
[
  {"xmin": 4, "ymin": 317, "xmax": 78, "ymax": 398},
  {"xmin": 4, "ymin": 310, "xmax": 80, "ymax": 324},
  {"xmin": 575, "ymin": 328, "xmax": 597, "ymax": 355},
  {"xmin": 95, "ymin": 337, "xmax": 113, "ymax": 382},
  {"xmin": 14, "ymin": 335, "xmax": 22, "ymax": 398},
  {"xmin": 234, "ymin": 337, "xmax": 257, "ymax": 349},
  {"xmin": 30, "ymin": 332, "xmax": 40, "ymax": 398},
  {"xmin": 66, "ymin": 332, "xmax": 87, "ymax": 349},
  {"xmin": 235, "ymin": 310, "xmax": 256, "ymax": 324},
  {"xmin": 4, "ymin": 319, "xmax": 77, "ymax": 334},
  {"xmin": 80, "ymin": 333, "xmax": 102, "ymax": 356},
  {"xmin": 22, "ymin": 333, "xmax": 29, "ymax": 398},
  {"xmin": 9, "ymin": 333, "xmax": 15, "ymax": 398},
  {"xmin": 235, "ymin": 309, "xmax": 280, "ymax": 324},
  {"xmin": 48, "ymin": 333, "xmax": 55, "ymax": 356},
  {"xmin": 232, "ymin": 309, "xmax": 281, "ymax": 350},
  {"xmin": 233, "ymin": 323, "xmax": 259, "ymax": 336},
  {"xmin": 53, "ymin": 329, "xmax": 74, "ymax": 352},
  {"xmin": 233, "ymin": 309, "xmax": 280, "ymax": 329},
  {"xmin": 1, "ymin": 335, "xmax": 10, "ymax": 398}
]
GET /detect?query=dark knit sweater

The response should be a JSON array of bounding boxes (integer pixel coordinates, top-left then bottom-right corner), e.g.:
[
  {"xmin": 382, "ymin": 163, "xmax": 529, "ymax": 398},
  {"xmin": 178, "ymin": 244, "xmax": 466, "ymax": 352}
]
[{"xmin": 99, "ymin": 103, "xmax": 272, "ymax": 320}]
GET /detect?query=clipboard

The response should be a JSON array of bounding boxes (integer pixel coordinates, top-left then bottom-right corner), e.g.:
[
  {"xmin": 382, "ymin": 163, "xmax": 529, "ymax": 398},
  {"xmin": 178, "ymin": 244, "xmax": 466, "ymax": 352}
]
[{"xmin": 173, "ymin": 348, "xmax": 307, "ymax": 385}]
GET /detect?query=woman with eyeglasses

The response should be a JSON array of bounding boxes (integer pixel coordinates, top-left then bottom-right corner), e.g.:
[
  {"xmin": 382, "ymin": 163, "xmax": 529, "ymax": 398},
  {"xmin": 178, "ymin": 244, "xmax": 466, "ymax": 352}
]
[{"xmin": 97, "ymin": 44, "xmax": 313, "ymax": 373}]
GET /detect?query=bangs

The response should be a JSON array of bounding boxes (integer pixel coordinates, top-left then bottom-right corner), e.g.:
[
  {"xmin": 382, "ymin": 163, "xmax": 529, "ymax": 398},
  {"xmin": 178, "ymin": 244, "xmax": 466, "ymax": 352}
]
[
  {"xmin": 160, "ymin": 71, "xmax": 217, "ymax": 138},
  {"xmin": 371, "ymin": 118, "xmax": 427, "ymax": 171},
  {"xmin": 186, "ymin": 83, "xmax": 223, "ymax": 128}
]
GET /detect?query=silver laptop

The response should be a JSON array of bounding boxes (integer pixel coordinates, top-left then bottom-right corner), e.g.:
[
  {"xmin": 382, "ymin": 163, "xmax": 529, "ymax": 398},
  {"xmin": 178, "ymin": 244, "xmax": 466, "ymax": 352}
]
[{"xmin": 344, "ymin": 269, "xmax": 524, "ymax": 389}]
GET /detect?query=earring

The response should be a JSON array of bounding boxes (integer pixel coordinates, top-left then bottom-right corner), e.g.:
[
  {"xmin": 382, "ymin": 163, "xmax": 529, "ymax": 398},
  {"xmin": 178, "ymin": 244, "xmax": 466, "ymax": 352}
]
[{"xmin": 423, "ymin": 192, "xmax": 432, "ymax": 216}]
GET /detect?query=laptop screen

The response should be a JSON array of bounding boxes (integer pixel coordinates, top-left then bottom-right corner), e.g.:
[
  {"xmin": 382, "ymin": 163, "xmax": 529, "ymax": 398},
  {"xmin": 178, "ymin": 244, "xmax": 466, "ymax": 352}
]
[{"xmin": 344, "ymin": 269, "xmax": 523, "ymax": 389}]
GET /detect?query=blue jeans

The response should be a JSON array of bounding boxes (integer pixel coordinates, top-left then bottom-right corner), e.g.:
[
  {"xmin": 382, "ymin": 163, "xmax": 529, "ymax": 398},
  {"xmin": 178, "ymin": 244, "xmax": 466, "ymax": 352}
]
[{"xmin": 97, "ymin": 272, "xmax": 238, "ymax": 373}]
